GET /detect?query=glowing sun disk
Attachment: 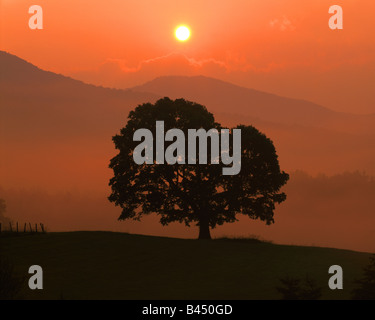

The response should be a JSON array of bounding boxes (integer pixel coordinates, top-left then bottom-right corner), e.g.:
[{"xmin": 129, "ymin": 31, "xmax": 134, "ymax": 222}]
[{"xmin": 175, "ymin": 26, "xmax": 190, "ymax": 41}]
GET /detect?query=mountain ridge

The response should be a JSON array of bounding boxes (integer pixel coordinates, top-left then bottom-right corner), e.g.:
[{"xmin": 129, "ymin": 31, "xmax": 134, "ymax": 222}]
[
  {"xmin": 2, "ymin": 50, "xmax": 373, "ymax": 123},
  {"xmin": 131, "ymin": 74, "xmax": 375, "ymax": 131},
  {"xmin": 134, "ymin": 74, "xmax": 336, "ymax": 113},
  {"xmin": 1, "ymin": 50, "xmax": 375, "ymax": 192}
]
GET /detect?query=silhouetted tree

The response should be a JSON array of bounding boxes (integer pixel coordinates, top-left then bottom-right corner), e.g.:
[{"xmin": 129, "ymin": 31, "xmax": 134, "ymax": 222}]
[
  {"xmin": 109, "ymin": 98, "xmax": 289, "ymax": 239},
  {"xmin": 351, "ymin": 255, "xmax": 375, "ymax": 300},
  {"xmin": 276, "ymin": 275, "xmax": 322, "ymax": 300}
]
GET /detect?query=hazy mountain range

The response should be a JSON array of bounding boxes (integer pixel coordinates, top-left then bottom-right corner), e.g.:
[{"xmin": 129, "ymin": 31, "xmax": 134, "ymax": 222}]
[
  {"xmin": 1, "ymin": 50, "xmax": 374, "ymax": 191},
  {"xmin": 1, "ymin": 51, "xmax": 374, "ymax": 251},
  {"xmin": 134, "ymin": 75, "xmax": 375, "ymax": 132}
]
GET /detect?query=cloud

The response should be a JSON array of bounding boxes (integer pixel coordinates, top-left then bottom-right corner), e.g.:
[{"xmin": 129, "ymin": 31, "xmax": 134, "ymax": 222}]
[
  {"xmin": 70, "ymin": 52, "xmax": 288, "ymax": 89},
  {"xmin": 100, "ymin": 53, "xmax": 228, "ymax": 75},
  {"xmin": 71, "ymin": 53, "xmax": 233, "ymax": 88},
  {"xmin": 270, "ymin": 16, "xmax": 295, "ymax": 31}
]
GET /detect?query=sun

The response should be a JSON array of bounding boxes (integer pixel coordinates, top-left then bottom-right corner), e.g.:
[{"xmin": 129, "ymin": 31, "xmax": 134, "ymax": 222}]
[{"xmin": 175, "ymin": 26, "xmax": 190, "ymax": 41}]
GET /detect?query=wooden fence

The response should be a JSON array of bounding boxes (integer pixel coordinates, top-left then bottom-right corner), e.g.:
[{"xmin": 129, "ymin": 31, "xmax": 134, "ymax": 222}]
[{"xmin": 0, "ymin": 222, "xmax": 46, "ymax": 234}]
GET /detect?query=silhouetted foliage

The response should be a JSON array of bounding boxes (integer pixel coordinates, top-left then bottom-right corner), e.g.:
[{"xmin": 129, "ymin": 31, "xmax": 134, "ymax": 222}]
[
  {"xmin": 276, "ymin": 275, "xmax": 322, "ymax": 300},
  {"xmin": 351, "ymin": 255, "xmax": 375, "ymax": 300},
  {"xmin": 0, "ymin": 257, "xmax": 25, "ymax": 300},
  {"xmin": 109, "ymin": 98, "xmax": 288, "ymax": 239}
]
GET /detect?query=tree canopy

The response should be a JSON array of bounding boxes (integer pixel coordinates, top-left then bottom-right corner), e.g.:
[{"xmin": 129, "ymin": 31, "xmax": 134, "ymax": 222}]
[{"xmin": 109, "ymin": 97, "xmax": 289, "ymax": 239}]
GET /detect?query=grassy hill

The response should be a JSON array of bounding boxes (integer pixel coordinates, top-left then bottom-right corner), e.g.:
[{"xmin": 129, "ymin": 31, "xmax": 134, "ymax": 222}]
[{"xmin": 0, "ymin": 232, "xmax": 371, "ymax": 300}]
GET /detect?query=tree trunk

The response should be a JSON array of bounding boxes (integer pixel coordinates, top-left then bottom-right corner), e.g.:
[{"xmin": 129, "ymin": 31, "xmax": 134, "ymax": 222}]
[{"xmin": 198, "ymin": 218, "xmax": 211, "ymax": 240}]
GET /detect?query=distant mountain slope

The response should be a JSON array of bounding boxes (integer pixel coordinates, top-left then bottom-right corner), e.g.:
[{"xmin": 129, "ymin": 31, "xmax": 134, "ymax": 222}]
[
  {"xmin": 0, "ymin": 51, "xmax": 160, "ymax": 191},
  {"xmin": 133, "ymin": 75, "xmax": 375, "ymax": 135},
  {"xmin": 1, "ymin": 50, "xmax": 78, "ymax": 84},
  {"xmin": 131, "ymin": 75, "xmax": 375, "ymax": 176},
  {"xmin": 133, "ymin": 75, "xmax": 334, "ymax": 126},
  {"xmin": 0, "ymin": 51, "xmax": 160, "ymax": 141},
  {"xmin": 1, "ymin": 51, "xmax": 374, "ymax": 193}
]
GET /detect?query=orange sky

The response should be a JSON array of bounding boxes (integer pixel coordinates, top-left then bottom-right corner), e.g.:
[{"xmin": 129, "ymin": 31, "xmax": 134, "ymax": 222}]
[
  {"xmin": 1, "ymin": 1, "xmax": 375, "ymax": 252},
  {"xmin": 1, "ymin": 0, "xmax": 375, "ymax": 113}
]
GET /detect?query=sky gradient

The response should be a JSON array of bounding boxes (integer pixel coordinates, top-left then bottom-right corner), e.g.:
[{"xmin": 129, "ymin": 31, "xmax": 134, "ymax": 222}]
[{"xmin": 2, "ymin": 0, "xmax": 375, "ymax": 114}]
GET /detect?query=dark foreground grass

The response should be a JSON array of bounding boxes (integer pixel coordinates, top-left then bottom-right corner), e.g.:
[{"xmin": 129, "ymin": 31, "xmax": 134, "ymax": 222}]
[{"xmin": 0, "ymin": 231, "xmax": 371, "ymax": 300}]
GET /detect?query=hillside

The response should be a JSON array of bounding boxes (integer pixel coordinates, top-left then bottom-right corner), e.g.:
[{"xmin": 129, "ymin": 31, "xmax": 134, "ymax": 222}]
[
  {"xmin": 1, "ymin": 232, "xmax": 371, "ymax": 300},
  {"xmin": 132, "ymin": 76, "xmax": 375, "ymax": 176},
  {"xmin": 133, "ymin": 75, "xmax": 335, "ymax": 127},
  {"xmin": 133, "ymin": 75, "xmax": 375, "ymax": 135},
  {"xmin": 0, "ymin": 51, "xmax": 160, "ymax": 142},
  {"xmin": 0, "ymin": 51, "xmax": 160, "ymax": 191}
]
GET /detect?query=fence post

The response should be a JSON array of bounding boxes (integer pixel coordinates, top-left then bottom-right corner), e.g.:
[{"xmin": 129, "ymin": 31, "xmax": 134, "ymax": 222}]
[
  {"xmin": 40, "ymin": 223, "xmax": 45, "ymax": 233},
  {"xmin": 35, "ymin": 223, "xmax": 38, "ymax": 233},
  {"xmin": 9, "ymin": 222, "xmax": 13, "ymax": 232},
  {"xmin": 16, "ymin": 222, "xmax": 19, "ymax": 233},
  {"xmin": 24, "ymin": 223, "xmax": 26, "ymax": 233}
]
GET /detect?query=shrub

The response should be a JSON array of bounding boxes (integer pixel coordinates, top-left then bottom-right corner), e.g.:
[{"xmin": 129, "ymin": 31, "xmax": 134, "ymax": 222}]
[
  {"xmin": 351, "ymin": 254, "xmax": 375, "ymax": 300},
  {"xmin": 276, "ymin": 275, "xmax": 322, "ymax": 300}
]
